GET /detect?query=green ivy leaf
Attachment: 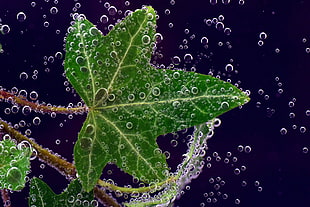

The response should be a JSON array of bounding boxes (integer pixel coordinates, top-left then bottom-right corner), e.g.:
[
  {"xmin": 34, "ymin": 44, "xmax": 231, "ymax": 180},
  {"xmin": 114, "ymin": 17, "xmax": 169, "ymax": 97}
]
[
  {"xmin": 65, "ymin": 6, "xmax": 250, "ymax": 192},
  {"xmin": 0, "ymin": 138, "xmax": 31, "ymax": 191},
  {"xmin": 28, "ymin": 178, "xmax": 95, "ymax": 207}
]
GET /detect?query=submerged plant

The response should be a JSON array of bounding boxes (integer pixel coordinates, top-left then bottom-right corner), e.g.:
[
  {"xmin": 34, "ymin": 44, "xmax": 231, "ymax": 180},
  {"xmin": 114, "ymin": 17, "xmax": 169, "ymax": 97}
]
[{"xmin": 0, "ymin": 6, "xmax": 249, "ymax": 207}]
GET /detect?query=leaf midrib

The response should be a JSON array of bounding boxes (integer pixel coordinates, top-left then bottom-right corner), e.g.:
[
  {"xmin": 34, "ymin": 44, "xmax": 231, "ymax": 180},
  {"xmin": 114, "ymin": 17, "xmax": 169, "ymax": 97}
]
[
  {"xmin": 85, "ymin": 110, "xmax": 97, "ymax": 187},
  {"xmin": 95, "ymin": 94, "xmax": 245, "ymax": 110},
  {"xmin": 76, "ymin": 20, "xmax": 96, "ymax": 106},
  {"xmin": 106, "ymin": 10, "xmax": 149, "ymax": 92},
  {"xmin": 33, "ymin": 179, "xmax": 47, "ymax": 206}
]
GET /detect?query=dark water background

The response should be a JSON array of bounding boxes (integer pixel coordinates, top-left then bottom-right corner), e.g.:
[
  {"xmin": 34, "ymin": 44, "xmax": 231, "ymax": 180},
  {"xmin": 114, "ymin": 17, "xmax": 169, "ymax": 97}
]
[{"xmin": 0, "ymin": 0, "xmax": 310, "ymax": 206}]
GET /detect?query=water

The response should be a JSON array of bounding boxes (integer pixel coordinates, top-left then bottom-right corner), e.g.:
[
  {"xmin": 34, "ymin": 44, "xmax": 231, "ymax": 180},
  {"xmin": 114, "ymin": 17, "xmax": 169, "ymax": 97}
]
[{"xmin": 0, "ymin": 0, "xmax": 310, "ymax": 207}]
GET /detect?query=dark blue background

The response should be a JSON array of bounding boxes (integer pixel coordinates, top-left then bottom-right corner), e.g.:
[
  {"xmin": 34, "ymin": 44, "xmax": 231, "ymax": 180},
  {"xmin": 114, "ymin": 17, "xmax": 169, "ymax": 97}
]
[{"xmin": 1, "ymin": 0, "xmax": 310, "ymax": 206}]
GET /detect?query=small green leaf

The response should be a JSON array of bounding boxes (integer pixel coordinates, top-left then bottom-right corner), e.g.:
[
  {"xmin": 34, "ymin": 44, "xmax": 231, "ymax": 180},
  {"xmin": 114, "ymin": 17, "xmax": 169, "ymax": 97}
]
[
  {"xmin": 0, "ymin": 138, "xmax": 31, "ymax": 191},
  {"xmin": 65, "ymin": 6, "xmax": 250, "ymax": 192},
  {"xmin": 28, "ymin": 178, "xmax": 95, "ymax": 207},
  {"xmin": 125, "ymin": 122, "xmax": 213, "ymax": 206}
]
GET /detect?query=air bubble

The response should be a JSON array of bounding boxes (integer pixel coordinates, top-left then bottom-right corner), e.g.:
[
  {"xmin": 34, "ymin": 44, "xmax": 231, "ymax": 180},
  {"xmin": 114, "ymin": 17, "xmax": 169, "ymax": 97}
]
[
  {"xmin": 241, "ymin": 165, "xmax": 247, "ymax": 171},
  {"xmin": 302, "ymin": 147, "xmax": 309, "ymax": 154},
  {"xmin": 85, "ymin": 124, "xmax": 95, "ymax": 135},
  {"xmin": 259, "ymin": 32, "xmax": 267, "ymax": 39},
  {"xmin": 205, "ymin": 19, "xmax": 212, "ymax": 26},
  {"xmin": 29, "ymin": 91, "xmax": 38, "ymax": 101},
  {"xmin": 278, "ymin": 88, "xmax": 283, "ymax": 94},
  {"xmin": 215, "ymin": 22, "xmax": 224, "ymax": 31},
  {"xmin": 234, "ymin": 168, "xmax": 241, "ymax": 175},
  {"xmin": 68, "ymin": 195, "xmax": 75, "ymax": 203},
  {"xmin": 235, "ymin": 198, "xmax": 241, "ymax": 204},
  {"xmin": 280, "ymin": 128, "xmax": 287, "ymax": 135},
  {"xmin": 289, "ymin": 113, "xmax": 295, "ymax": 119},
  {"xmin": 6, "ymin": 167, "xmax": 22, "ymax": 185},
  {"xmin": 80, "ymin": 137, "xmax": 92, "ymax": 151},
  {"xmin": 126, "ymin": 122, "xmax": 133, "ymax": 129},
  {"xmin": 155, "ymin": 33, "xmax": 163, "ymax": 43},
  {"xmin": 191, "ymin": 87, "xmax": 198, "ymax": 94},
  {"xmin": 254, "ymin": 180, "xmax": 260, "ymax": 186},
  {"xmin": 17, "ymin": 12, "xmax": 26, "ymax": 22},
  {"xmin": 218, "ymin": 14, "xmax": 225, "ymax": 21},
  {"xmin": 220, "ymin": 102, "xmax": 229, "ymax": 109},
  {"xmin": 170, "ymin": 139, "xmax": 178, "ymax": 147},
  {"xmin": 239, "ymin": 0, "xmax": 245, "ymax": 5},
  {"xmin": 91, "ymin": 200, "xmax": 99, "ymax": 207},
  {"xmin": 288, "ymin": 101, "xmax": 294, "ymax": 107},
  {"xmin": 139, "ymin": 92, "xmax": 146, "ymax": 100},
  {"xmin": 300, "ymin": 126, "xmax": 306, "ymax": 133},
  {"xmin": 201, "ymin": 37, "xmax": 209, "ymax": 45},
  {"xmin": 225, "ymin": 64, "xmax": 234, "ymax": 72},
  {"xmin": 258, "ymin": 89, "xmax": 264, "ymax": 95},
  {"xmin": 94, "ymin": 88, "xmax": 108, "ymax": 105},
  {"xmin": 11, "ymin": 105, "xmax": 19, "ymax": 114},
  {"xmin": 241, "ymin": 180, "xmax": 247, "ymax": 187},
  {"xmin": 184, "ymin": 54, "xmax": 193, "ymax": 63},
  {"xmin": 100, "ymin": 15, "xmax": 109, "ymax": 24},
  {"xmin": 108, "ymin": 94, "xmax": 116, "ymax": 102},
  {"xmin": 142, "ymin": 35, "xmax": 151, "ymax": 45},
  {"xmin": 224, "ymin": 27, "xmax": 232, "ymax": 35},
  {"xmin": 152, "ymin": 87, "xmax": 161, "ymax": 96},
  {"xmin": 22, "ymin": 106, "xmax": 31, "ymax": 115},
  {"xmin": 244, "ymin": 146, "xmax": 252, "ymax": 153},
  {"xmin": 51, "ymin": 112, "xmax": 56, "ymax": 118},
  {"xmin": 55, "ymin": 139, "xmax": 61, "ymax": 145},
  {"xmin": 0, "ymin": 25, "xmax": 10, "ymax": 35},
  {"xmin": 128, "ymin": 94, "xmax": 135, "ymax": 101},
  {"xmin": 210, "ymin": 0, "xmax": 218, "ymax": 5},
  {"xmin": 172, "ymin": 56, "xmax": 181, "ymax": 65},
  {"xmin": 43, "ymin": 21, "xmax": 50, "ymax": 27},
  {"xmin": 165, "ymin": 9, "xmax": 171, "ymax": 15},
  {"xmin": 33, "ymin": 117, "xmax": 41, "ymax": 126},
  {"xmin": 50, "ymin": 7, "xmax": 58, "ymax": 14},
  {"xmin": 103, "ymin": 2, "xmax": 110, "ymax": 8},
  {"xmin": 147, "ymin": 13, "xmax": 154, "ymax": 20},
  {"xmin": 153, "ymin": 148, "xmax": 162, "ymax": 155}
]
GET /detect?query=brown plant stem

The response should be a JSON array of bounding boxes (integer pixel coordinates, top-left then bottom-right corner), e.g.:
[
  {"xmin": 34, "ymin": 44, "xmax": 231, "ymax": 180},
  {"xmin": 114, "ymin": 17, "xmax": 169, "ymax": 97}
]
[
  {"xmin": 1, "ymin": 189, "xmax": 11, "ymax": 207},
  {"xmin": 0, "ymin": 119, "xmax": 120, "ymax": 207},
  {"xmin": 94, "ymin": 187, "xmax": 121, "ymax": 207},
  {"xmin": 0, "ymin": 90, "xmax": 87, "ymax": 114}
]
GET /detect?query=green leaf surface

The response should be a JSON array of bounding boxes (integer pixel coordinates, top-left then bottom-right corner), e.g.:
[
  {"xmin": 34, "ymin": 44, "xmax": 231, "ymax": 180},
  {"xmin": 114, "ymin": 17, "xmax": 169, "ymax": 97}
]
[
  {"xmin": 28, "ymin": 178, "xmax": 95, "ymax": 207},
  {"xmin": 125, "ymin": 122, "xmax": 213, "ymax": 207},
  {"xmin": 65, "ymin": 6, "xmax": 250, "ymax": 192},
  {"xmin": 0, "ymin": 138, "xmax": 31, "ymax": 191}
]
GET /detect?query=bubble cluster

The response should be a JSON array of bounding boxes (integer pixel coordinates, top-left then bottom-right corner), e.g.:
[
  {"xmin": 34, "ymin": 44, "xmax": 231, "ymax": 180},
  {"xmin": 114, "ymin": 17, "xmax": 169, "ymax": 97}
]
[{"xmin": 0, "ymin": 137, "xmax": 32, "ymax": 191}]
